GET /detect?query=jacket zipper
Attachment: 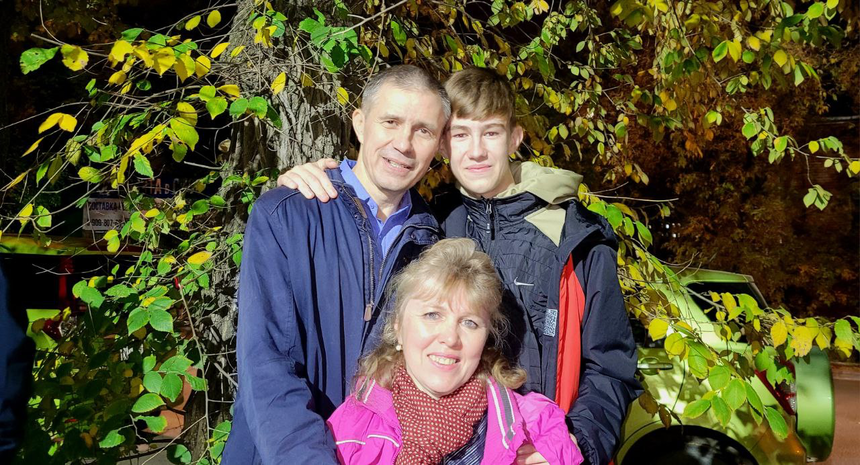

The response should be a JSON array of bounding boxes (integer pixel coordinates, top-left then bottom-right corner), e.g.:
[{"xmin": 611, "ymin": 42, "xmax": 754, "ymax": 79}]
[{"xmin": 349, "ymin": 195, "xmax": 376, "ymax": 322}]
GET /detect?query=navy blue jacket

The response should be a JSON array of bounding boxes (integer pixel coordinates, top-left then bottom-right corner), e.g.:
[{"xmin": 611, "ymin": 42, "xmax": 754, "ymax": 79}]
[
  {"xmin": 437, "ymin": 177, "xmax": 642, "ymax": 465},
  {"xmin": 222, "ymin": 171, "xmax": 440, "ymax": 465},
  {"xmin": 0, "ymin": 260, "xmax": 34, "ymax": 463}
]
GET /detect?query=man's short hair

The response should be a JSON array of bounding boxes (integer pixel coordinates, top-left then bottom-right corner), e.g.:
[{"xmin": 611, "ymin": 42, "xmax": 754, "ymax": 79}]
[
  {"xmin": 445, "ymin": 67, "xmax": 516, "ymax": 128},
  {"xmin": 361, "ymin": 65, "xmax": 451, "ymax": 119}
]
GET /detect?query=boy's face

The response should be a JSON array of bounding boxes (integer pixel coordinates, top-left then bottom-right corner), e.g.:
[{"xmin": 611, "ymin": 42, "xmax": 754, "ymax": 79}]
[{"xmin": 443, "ymin": 115, "xmax": 523, "ymax": 199}]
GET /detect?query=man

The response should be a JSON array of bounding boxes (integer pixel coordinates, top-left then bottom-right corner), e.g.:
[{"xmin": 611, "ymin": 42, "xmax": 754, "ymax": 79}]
[
  {"xmin": 223, "ymin": 65, "xmax": 449, "ymax": 464},
  {"xmin": 280, "ymin": 67, "xmax": 641, "ymax": 464}
]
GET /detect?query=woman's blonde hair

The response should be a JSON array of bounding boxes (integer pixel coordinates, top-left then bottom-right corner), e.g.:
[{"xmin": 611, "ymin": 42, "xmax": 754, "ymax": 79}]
[{"xmin": 356, "ymin": 238, "xmax": 526, "ymax": 391}]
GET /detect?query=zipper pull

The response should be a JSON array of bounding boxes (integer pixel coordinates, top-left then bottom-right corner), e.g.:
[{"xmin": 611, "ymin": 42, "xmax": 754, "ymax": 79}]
[
  {"xmin": 487, "ymin": 200, "xmax": 495, "ymax": 240},
  {"xmin": 364, "ymin": 302, "xmax": 373, "ymax": 322}
]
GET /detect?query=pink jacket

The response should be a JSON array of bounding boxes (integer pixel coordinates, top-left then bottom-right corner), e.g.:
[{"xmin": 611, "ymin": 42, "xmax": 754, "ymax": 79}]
[{"xmin": 326, "ymin": 377, "xmax": 584, "ymax": 465}]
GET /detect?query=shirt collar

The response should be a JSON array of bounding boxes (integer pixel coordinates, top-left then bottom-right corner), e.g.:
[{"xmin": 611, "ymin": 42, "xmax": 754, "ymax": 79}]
[{"xmin": 338, "ymin": 159, "xmax": 412, "ymax": 219}]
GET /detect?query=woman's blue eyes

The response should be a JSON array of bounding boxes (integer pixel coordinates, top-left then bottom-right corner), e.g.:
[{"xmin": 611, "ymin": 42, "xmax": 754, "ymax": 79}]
[
  {"xmin": 462, "ymin": 319, "xmax": 479, "ymax": 329},
  {"xmin": 422, "ymin": 312, "xmax": 440, "ymax": 320},
  {"xmin": 421, "ymin": 312, "xmax": 480, "ymax": 329}
]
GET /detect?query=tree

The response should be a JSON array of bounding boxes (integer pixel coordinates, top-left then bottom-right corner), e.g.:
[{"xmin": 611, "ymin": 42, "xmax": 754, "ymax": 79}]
[{"xmin": 4, "ymin": 0, "xmax": 859, "ymax": 463}]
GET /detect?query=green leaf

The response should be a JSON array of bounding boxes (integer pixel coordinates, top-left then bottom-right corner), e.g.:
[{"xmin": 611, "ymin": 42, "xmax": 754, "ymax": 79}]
[
  {"xmin": 149, "ymin": 309, "xmax": 174, "ymax": 333},
  {"xmin": 143, "ymin": 355, "xmax": 157, "ymax": 373},
  {"xmin": 745, "ymin": 381, "xmax": 764, "ymax": 413},
  {"xmin": 199, "ymin": 85, "xmax": 217, "ymax": 100},
  {"xmin": 712, "ymin": 41, "xmax": 728, "ymax": 62},
  {"xmin": 20, "ymin": 47, "xmax": 59, "ymax": 74},
  {"xmin": 664, "ymin": 332, "xmax": 686, "ymax": 357},
  {"xmin": 136, "ymin": 79, "xmax": 152, "ymax": 91},
  {"xmin": 723, "ymin": 379, "xmax": 747, "ymax": 410},
  {"xmin": 248, "ymin": 96, "xmax": 268, "ymax": 117},
  {"xmin": 121, "ymin": 28, "xmax": 144, "ymax": 42},
  {"xmin": 139, "ymin": 415, "xmax": 168, "ymax": 433},
  {"xmin": 807, "ymin": 2, "xmax": 825, "ymax": 19},
  {"xmin": 127, "ymin": 307, "xmax": 150, "ymax": 334},
  {"xmin": 105, "ymin": 284, "xmax": 135, "ymax": 298},
  {"xmin": 390, "ymin": 20, "xmax": 407, "ymax": 46},
  {"xmin": 169, "ymin": 118, "xmax": 199, "ymax": 150},
  {"xmin": 229, "ymin": 98, "xmax": 249, "ymax": 117},
  {"xmin": 803, "ymin": 188, "xmax": 817, "ymax": 208},
  {"xmin": 189, "ymin": 199, "xmax": 209, "ymax": 215},
  {"xmin": 160, "ymin": 373, "xmax": 183, "ymax": 402},
  {"xmin": 742, "ymin": 50, "xmax": 756, "ymax": 64},
  {"xmin": 133, "ymin": 153, "xmax": 154, "ymax": 178},
  {"xmin": 186, "ymin": 374, "xmax": 207, "ymax": 391},
  {"xmin": 774, "ymin": 136, "xmax": 788, "ymax": 152},
  {"xmin": 683, "ymin": 399, "xmax": 711, "ymax": 419},
  {"xmin": 79, "ymin": 166, "xmax": 103, "ymax": 183},
  {"xmin": 834, "ymin": 319, "xmax": 853, "ymax": 341},
  {"xmin": 206, "ymin": 96, "xmax": 228, "ymax": 118},
  {"xmin": 74, "ymin": 283, "xmax": 104, "ymax": 308},
  {"xmin": 708, "ymin": 365, "xmax": 731, "ymax": 390},
  {"xmin": 688, "ymin": 354, "xmax": 709, "ymax": 378},
  {"xmin": 765, "ymin": 406, "xmax": 789, "ymax": 439},
  {"xmin": 143, "ymin": 371, "xmax": 163, "ymax": 393},
  {"xmin": 634, "ymin": 221, "xmax": 652, "ymax": 246},
  {"xmin": 160, "ymin": 355, "xmax": 192, "ymax": 373},
  {"xmin": 212, "ymin": 420, "xmax": 232, "ymax": 441},
  {"xmin": 131, "ymin": 393, "xmax": 165, "ymax": 413},
  {"xmin": 167, "ymin": 444, "xmax": 192, "ymax": 464},
  {"xmin": 98, "ymin": 429, "xmax": 125, "ymax": 448},
  {"xmin": 710, "ymin": 395, "xmax": 731, "ymax": 426},
  {"xmin": 742, "ymin": 122, "xmax": 758, "ymax": 139},
  {"xmin": 210, "ymin": 195, "xmax": 226, "ymax": 207}
]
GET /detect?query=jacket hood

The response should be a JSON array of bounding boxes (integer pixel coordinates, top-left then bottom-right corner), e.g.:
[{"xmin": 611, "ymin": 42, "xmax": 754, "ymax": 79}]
[{"xmin": 459, "ymin": 161, "xmax": 583, "ymax": 205}]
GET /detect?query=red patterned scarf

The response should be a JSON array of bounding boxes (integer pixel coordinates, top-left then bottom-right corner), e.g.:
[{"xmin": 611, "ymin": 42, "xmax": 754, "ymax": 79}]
[{"xmin": 391, "ymin": 364, "xmax": 487, "ymax": 465}]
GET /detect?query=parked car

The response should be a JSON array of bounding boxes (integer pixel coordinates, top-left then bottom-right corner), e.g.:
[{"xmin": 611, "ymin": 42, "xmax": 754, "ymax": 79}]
[{"xmin": 616, "ymin": 268, "xmax": 835, "ymax": 464}]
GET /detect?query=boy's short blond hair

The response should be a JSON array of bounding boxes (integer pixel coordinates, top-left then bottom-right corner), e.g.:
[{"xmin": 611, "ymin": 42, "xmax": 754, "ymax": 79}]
[{"xmin": 444, "ymin": 67, "xmax": 517, "ymax": 128}]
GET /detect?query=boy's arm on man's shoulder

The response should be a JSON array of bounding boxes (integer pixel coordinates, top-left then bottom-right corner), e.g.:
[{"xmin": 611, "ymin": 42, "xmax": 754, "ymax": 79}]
[
  {"xmin": 234, "ymin": 195, "xmax": 338, "ymax": 464},
  {"xmin": 567, "ymin": 244, "xmax": 642, "ymax": 465}
]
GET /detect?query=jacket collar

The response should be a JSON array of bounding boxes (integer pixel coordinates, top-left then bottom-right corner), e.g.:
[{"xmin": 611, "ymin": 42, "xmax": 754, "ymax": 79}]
[
  {"xmin": 328, "ymin": 169, "xmax": 440, "ymax": 232},
  {"xmin": 355, "ymin": 376, "xmax": 526, "ymax": 461}
]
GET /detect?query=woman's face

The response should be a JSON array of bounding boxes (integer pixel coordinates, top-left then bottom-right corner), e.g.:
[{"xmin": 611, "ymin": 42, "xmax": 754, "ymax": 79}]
[{"xmin": 395, "ymin": 291, "xmax": 490, "ymax": 398}]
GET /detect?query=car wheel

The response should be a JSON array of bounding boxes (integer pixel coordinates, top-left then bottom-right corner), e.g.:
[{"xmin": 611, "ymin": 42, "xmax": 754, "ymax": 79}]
[{"xmin": 621, "ymin": 427, "xmax": 757, "ymax": 465}]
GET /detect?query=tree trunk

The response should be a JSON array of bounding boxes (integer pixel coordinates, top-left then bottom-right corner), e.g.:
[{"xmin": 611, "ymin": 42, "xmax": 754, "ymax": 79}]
[{"xmin": 183, "ymin": 0, "xmax": 351, "ymax": 459}]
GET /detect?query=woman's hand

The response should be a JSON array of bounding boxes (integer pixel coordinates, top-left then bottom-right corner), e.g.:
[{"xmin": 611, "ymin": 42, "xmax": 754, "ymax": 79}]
[
  {"xmin": 277, "ymin": 157, "xmax": 339, "ymax": 201},
  {"xmin": 515, "ymin": 444, "xmax": 548, "ymax": 464}
]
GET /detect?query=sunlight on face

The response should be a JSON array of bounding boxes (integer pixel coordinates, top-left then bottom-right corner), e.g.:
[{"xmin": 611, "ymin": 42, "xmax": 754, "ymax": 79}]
[{"xmin": 395, "ymin": 292, "xmax": 490, "ymax": 398}]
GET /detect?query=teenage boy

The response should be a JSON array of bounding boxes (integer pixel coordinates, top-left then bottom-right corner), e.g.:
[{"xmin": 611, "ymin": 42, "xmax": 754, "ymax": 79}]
[
  {"xmin": 279, "ymin": 67, "xmax": 641, "ymax": 465},
  {"xmin": 224, "ymin": 65, "xmax": 448, "ymax": 464}
]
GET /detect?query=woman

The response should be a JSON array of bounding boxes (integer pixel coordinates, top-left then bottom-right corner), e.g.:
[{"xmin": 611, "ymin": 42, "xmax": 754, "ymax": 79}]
[{"xmin": 327, "ymin": 238, "xmax": 582, "ymax": 464}]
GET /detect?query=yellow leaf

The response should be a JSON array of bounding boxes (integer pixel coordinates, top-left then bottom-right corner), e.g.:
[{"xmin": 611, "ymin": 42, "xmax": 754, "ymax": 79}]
[
  {"xmin": 61, "ymin": 45, "xmax": 89, "ymax": 71},
  {"xmin": 5, "ymin": 171, "xmax": 29, "ymax": 191},
  {"xmin": 728, "ymin": 40, "xmax": 742, "ymax": 62},
  {"xmin": 120, "ymin": 81, "xmax": 132, "ymax": 95},
  {"xmin": 174, "ymin": 54, "xmax": 194, "ymax": 82},
  {"xmin": 39, "ymin": 113, "xmax": 63, "ymax": 133},
  {"xmin": 664, "ymin": 98, "xmax": 677, "ymax": 112},
  {"xmin": 648, "ymin": 318, "xmax": 669, "ymax": 341},
  {"xmin": 790, "ymin": 326, "xmax": 813, "ymax": 357},
  {"xmin": 195, "ymin": 55, "xmax": 211, "ymax": 77},
  {"xmin": 187, "ymin": 251, "xmax": 212, "ymax": 265},
  {"xmin": 218, "ymin": 84, "xmax": 241, "ymax": 99},
  {"xmin": 153, "ymin": 48, "xmax": 176, "ymax": 76},
  {"xmin": 109, "ymin": 40, "xmax": 134, "ymax": 63},
  {"xmin": 134, "ymin": 46, "xmax": 154, "ymax": 67},
  {"xmin": 771, "ymin": 320, "xmax": 788, "ymax": 346},
  {"xmin": 301, "ymin": 73, "xmax": 315, "ymax": 88},
  {"xmin": 207, "ymin": 10, "xmax": 222, "ymax": 28},
  {"xmin": 211, "ymin": 42, "xmax": 229, "ymax": 58},
  {"xmin": 22, "ymin": 138, "xmax": 43, "ymax": 157},
  {"xmin": 108, "ymin": 70, "xmax": 127, "ymax": 85},
  {"xmin": 185, "ymin": 15, "xmax": 201, "ymax": 31},
  {"xmin": 177, "ymin": 102, "xmax": 197, "ymax": 126},
  {"xmin": 850, "ymin": 161, "xmax": 860, "ymax": 174},
  {"xmin": 336, "ymin": 87, "xmax": 349, "ymax": 106},
  {"xmin": 18, "ymin": 203, "xmax": 34, "ymax": 224},
  {"xmin": 747, "ymin": 36, "xmax": 761, "ymax": 51},
  {"xmin": 809, "ymin": 140, "xmax": 819, "ymax": 153},
  {"xmin": 773, "ymin": 50, "xmax": 788, "ymax": 67},
  {"xmin": 271, "ymin": 72, "xmax": 286, "ymax": 95},
  {"xmin": 230, "ymin": 45, "xmax": 245, "ymax": 58},
  {"xmin": 58, "ymin": 114, "xmax": 77, "ymax": 132}
]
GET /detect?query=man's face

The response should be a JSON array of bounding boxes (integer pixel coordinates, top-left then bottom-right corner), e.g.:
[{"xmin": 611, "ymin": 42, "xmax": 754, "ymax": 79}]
[
  {"xmin": 352, "ymin": 83, "xmax": 447, "ymax": 200},
  {"xmin": 444, "ymin": 115, "xmax": 523, "ymax": 199}
]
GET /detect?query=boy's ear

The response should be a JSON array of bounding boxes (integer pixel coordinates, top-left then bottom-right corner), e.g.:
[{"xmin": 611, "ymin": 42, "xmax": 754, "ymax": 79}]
[
  {"xmin": 352, "ymin": 108, "xmax": 365, "ymax": 143},
  {"xmin": 509, "ymin": 124, "xmax": 524, "ymax": 154}
]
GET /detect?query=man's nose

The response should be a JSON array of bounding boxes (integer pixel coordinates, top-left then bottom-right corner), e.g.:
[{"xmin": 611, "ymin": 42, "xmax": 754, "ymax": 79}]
[
  {"xmin": 467, "ymin": 136, "xmax": 487, "ymax": 160},
  {"xmin": 392, "ymin": 126, "xmax": 414, "ymax": 154}
]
